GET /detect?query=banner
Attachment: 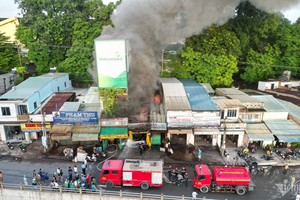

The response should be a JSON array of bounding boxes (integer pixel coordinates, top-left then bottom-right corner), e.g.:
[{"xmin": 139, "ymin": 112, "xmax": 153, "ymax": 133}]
[
  {"xmin": 52, "ymin": 111, "xmax": 99, "ymax": 124},
  {"xmin": 21, "ymin": 123, "xmax": 51, "ymax": 132}
]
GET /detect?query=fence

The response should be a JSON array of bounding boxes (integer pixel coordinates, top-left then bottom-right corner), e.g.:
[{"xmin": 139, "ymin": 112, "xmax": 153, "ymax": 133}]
[{"xmin": 0, "ymin": 183, "xmax": 222, "ymax": 200}]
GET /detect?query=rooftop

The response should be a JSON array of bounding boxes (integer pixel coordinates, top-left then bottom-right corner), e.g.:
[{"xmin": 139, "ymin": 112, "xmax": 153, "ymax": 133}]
[
  {"xmin": 251, "ymin": 95, "xmax": 287, "ymax": 112},
  {"xmin": 264, "ymin": 120, "xmax": 300, "ymax": 135},
  {"xmin": 180, "ymin": 79, "xmax": 217, "ymax": 111},
  {"xmin": 40, "ymin": 92, "xmax": 76, "ymax": 114}
]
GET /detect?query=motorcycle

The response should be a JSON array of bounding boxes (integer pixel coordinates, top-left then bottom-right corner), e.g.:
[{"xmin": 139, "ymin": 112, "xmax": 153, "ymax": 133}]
[
  {"xmin": 19, "ymin": 143, "xmax": 26, "ymax": 152},
  {"xmin": 6, "ymin": 142, "xmax": 14, "ymax": 150}
]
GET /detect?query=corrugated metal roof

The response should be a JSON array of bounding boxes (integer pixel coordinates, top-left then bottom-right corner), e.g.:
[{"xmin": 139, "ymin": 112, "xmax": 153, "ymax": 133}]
[
  {"xmin": 160, "ymin": 78, "xmax": 191, "ymax": 110},
  {"xmin": 0, "ymin": 77, "xmax": 53, "ymax": 100},
  {"xmin": 39, "ymin": 72, "xmax": 68, "ymax": 78},
  {"xmin": 77, "ymin": 87, "xmax": 100, "ymax": 104},
  {"xmin": 211, "ymin": 97, "xmax": 243, "ymax": 109},
  {"xmin": 41, "ymin": 92, "xmax": 75, "ymax": 114},
  {"xmin": 216, "ymin": 88, "xmax": 245, "ymax": 95},
  {"xmin": 264, "ymin": 120, "xmax": 300, "ymax": 135},
  {"xmin": 200, "ymin": 83, "xmax": 215, "ymax": 94},
  {"xmin": 179, "ymin": 79, "xmax": 217, "ymax": 111},
  {"xmin": 277, "ymin": 99, "xmax": 300, "ymax": 120},
  {"xmin": 246, "ymin": 123, "xmax": 271, "ymax": 134},
  {"xmin": 252, "ymin": 95, "xmax": 287, "ymax": 112},
  {"xmin": 60, "ymin": 102, "xmax": 81, "ymax": 111},
  {"xmin": 227, "ymin": 94, "xmax": 263, "ymax": 104}
]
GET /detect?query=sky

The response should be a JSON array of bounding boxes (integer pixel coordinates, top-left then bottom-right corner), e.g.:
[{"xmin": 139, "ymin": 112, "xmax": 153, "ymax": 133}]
[{"xmin": 0, "ymin": 0, "xmax": 299, "ymax": 22}]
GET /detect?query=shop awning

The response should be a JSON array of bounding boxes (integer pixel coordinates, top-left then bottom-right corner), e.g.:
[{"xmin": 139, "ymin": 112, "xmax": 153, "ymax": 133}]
[
  {"xmin": 72, "ymin": 125, "xmax": 99, "ymax": 141},
  {"xmin": 246, "ymin": 123, "xmax": 274, "ymax": 141},
  {"xmin": 275, "ymin": 135, "xmax": 300, "ymax": 143},
  {"xmin": 194, "ymin": 128, "xmax": 219, "ymax": 135},
  {"xmin": 100, "ymin": 127, "xmax": 128, "ymax": 139},
  {"xmin": 50, "ymin": 125, "xmax": 73, "ymax": 141}
]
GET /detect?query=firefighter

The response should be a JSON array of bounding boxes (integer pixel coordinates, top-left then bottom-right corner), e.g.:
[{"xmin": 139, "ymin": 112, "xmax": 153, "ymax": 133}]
[{"xmin": 171, "ymin": 169, "xmax": 177, "ymax": 182}]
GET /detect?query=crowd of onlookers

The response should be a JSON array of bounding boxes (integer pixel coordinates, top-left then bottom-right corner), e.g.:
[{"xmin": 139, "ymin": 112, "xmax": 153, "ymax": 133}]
[{"xmin": 24, "ymin": 159, "xmax": 98, "ymax": 191}]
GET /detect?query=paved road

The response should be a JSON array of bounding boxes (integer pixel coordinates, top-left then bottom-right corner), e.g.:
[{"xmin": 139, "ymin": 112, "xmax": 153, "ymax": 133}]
[{"xmin": 0, "ymin": 156, "xmax": 299, "ymax": 200}]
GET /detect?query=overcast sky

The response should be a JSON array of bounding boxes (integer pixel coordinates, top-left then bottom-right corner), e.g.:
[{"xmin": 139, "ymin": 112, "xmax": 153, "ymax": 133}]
[{"xmin": 0, "ymin": 0, "xmax": 299, "ymax": 22}]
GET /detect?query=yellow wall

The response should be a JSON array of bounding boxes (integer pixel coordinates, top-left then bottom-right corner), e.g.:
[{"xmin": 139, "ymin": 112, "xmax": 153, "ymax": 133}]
[{"xmin": 0, "ymin": 16, "xmax": 19, "ymax": 43}]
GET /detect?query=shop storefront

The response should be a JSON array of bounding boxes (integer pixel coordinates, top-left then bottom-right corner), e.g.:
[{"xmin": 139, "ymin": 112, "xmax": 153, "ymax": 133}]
[
  {"xmin": 167, "ymin": 129, "xmax": 194, "ymax": 145},
  {"xmin": 50, "ymin": 124, "xmax": 73, "ymax": 141},
  {"xmin": 194, "ymin": 128, "xmax": 220, "ymax": 146},
  {"xmin": 72, "ymin": 125, "xmax": 100, "ymax": 142},
  {"xmin": 244, "ymin": 123, "xmax": 274, "ymax": 148},
  {"xmin": 100, "ymin": 127, "xmax": 128, "ymax": 149},
  {"xmin": 20, "ymin": 123, "xmax": 51, "ymax": 143}
]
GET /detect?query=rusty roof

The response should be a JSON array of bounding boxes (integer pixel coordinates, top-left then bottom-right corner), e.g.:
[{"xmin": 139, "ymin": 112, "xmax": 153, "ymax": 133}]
[{"xmin": 41, "ymin": 92, "xmax": 76, "ymax": 114}]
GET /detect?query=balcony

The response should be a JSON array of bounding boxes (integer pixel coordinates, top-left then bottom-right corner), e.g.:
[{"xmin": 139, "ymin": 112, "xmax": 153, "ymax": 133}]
[{"xmin": 17, "ymin": 114, "xmax": 30, "ymax": 121}]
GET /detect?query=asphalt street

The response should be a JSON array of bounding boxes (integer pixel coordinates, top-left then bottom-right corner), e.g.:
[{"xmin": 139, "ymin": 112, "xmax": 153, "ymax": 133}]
[{"xmin": 0, "ymin": 156, "xmax": 299, "ymax": 200}]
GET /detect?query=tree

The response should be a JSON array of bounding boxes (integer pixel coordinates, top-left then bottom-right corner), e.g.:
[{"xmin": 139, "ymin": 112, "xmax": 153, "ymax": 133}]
[
  {"xmin": 273, "ymin": 21, "xmax": 300, "ymax": 78},
  {"xmin": 16, "ymin": 0, "xmax": 118, "ymax": 84},
  {"xmin": 59, "ymin": 1, "xmax": 117, "ymax": 85},
  {"xmin": 241, "ymin": 44, "xmax": 280, "ymax": 84},
  {"xmin": 0, "ymin": 32, "xmax": 19, "ymax": 72},
  {"xmin": 175, "ymin": 47, "xmax": 238, "ymax": 87},
  {"xmin": 175, "ymin": 25, "xmax": 240, "ymax": 87}
]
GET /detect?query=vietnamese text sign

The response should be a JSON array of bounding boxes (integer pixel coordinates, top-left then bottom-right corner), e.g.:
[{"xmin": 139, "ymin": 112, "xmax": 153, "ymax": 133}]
[
  {"xmin": 53, "ymin": 111, "xmax": 99, "ymax": 123},
  {"xmin": 21, "ymin": 123, "xmax": 51, "ymax": 132},
  {"xmin": 101, "ymin": 118, "xmax": 128, "ymax": 126}
]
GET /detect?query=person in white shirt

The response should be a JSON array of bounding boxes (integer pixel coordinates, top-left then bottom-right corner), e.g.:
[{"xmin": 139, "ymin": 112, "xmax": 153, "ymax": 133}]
[{"xmin": 192, "ymin": 191, "xmax": 198, "ymax": 200}]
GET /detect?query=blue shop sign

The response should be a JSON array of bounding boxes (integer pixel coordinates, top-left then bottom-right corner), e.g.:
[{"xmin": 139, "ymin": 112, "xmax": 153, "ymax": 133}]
[{"xmin": 53, "ymin": 111, "xmax": 99, "ymax": 123}]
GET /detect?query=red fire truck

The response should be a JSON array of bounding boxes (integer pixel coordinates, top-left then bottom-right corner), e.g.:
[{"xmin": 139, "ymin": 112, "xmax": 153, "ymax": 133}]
[
  {"xmin": 100, "ymin": 159, "xmax": 163, "ymax": 190},
  {"xmin": 193, "ymin": 164, "xmax": 255, "ymax": 195}
]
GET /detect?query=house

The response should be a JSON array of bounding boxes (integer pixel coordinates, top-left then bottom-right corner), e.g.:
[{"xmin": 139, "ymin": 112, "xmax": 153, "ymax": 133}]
[
  {"xmin": 160, "ymin": 78, "xmax": 193, "ymax": 145},
  {"xmin": 0, "ymin": 72, "xmax": 17, "ymax": 95},
  {"xmin": 215, "ymin": 88, "xmax": 264, "ymax": 123},
  {"xmin": 0, "ymin": 17, "xmax": 19, "ymax": 43},
  {"xmin": 212, "ymin": 97, "xmax": 246, "ymax": 147},
  {"xmin": 180, "ymin": 79, "xmax": 220, "ymax": 146},
  {"xmin": 0, "ymin": 73, "xmax": 72, "ymax": 142}
]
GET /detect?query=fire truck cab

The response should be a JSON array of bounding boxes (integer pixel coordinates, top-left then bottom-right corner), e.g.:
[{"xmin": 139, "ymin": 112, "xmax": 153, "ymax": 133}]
[{"xmin": 100, "ymin": 159, "xmax": 163, "ymax": 190}]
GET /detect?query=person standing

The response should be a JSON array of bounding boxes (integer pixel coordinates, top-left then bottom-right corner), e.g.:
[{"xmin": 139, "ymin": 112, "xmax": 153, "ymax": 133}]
[
  {"xmin": 198, "ymin": 149, "xmax": 202, "ymax": 161},
  {"xmin": 81, "ymin": 163, "xmax": 86, "ymax": 175},
  {"xmin": 57, "ymin": 168, "xmax": 61, "ymax": 180},
  {"xmin": 74, "ymin": 165, "xmax": 78, "ymax": 178},
  {"xmin": 33, "ymin": 170, "xmax": 36, "ymax": 178},
  {"xmin": 192, "ymin": 191, "xmax": 198, "ymax": 200},
  {"xmin": 23, "ymin": 175, "xmax": 28, "ymax": 186},
  {"xmin": 291, "ymin": 175, "xmax": 296, "ymax": 192},
  {"xmin": 283, "ymin": 164, "xmax": 289, "ymax": 175},
  {"xmin": 0, "ymin": 171, "xmax": 3, "ymax": 185}
]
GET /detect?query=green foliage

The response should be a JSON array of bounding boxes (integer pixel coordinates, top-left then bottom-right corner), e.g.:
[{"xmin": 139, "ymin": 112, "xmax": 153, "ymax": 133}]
[
  {"xmin": 15, "ymin": 0, "xmax": 117, "ymax": 83},
  {"xmin": 185, "ymin": 25, "xmax": 242, "ymax": 58},
  {"xmin": 99, "ymin": 88, "xmax": 128, "ymax": 117},
  {"xmin": 241, "ymin": 44, "xmax": 280, "ymax": 83},
  {"xmin": 0, "ymin": 33, "xmax": 19, "ymax": 72},
  {"xmin": 16, "ymin": 66, "xmax": 27, "ymax": 78},
  {"xmin": 175, "ymin": 47, "xmax": 238, "ymax": 87}
]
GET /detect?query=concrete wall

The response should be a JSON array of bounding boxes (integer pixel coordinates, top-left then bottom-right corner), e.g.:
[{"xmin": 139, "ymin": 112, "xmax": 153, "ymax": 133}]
[{"xmin": 0, "ymin": 188, "xmax": 150, "ymax": 200}]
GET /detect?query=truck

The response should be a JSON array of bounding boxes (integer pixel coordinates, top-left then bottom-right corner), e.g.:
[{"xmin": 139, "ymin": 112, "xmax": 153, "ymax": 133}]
[
  {"xmin": 193, "ymin": 164, "xmax": 255, "ymax": 195},
  {"xmin": 100, "ymin": 159, "xmax": 163, "ymax": 190}
]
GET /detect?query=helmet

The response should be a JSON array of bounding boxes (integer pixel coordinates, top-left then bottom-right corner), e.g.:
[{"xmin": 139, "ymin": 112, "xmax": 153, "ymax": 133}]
[{"xmin": 172, "ymin": 170, "xmax": 175, "ymax": 173}]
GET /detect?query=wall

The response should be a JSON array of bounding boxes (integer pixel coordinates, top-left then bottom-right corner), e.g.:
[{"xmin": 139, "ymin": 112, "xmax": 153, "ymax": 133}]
[
  {"xmin": 258, "ymin": 81, "xmax": 279, "ymax": 91},
  {"xmin": 0, "ymin": 17, "xmax": 19, "ymax": 42},
  {"xmin": 263, "ymin": 112, "xmax": 289, "ymax": 121}
]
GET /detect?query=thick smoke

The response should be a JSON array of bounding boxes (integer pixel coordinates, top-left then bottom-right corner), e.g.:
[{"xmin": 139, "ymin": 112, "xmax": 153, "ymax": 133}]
[{"xmin": 101, "ymin": 0, "xmax": 300, "ymax": 114}]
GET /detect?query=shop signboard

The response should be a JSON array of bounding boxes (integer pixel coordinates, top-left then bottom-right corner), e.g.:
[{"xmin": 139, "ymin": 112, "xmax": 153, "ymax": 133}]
[
  {"xmin": 52, "ymin": 111, "xmax": 98, "ymax": 124},
  {"xmin": 101, "ymin": 118, "xmax": 128, "ymax": 127},
  {"xmin": 21, "ymin": 123, "xmax": 51, "ymax": 132}
]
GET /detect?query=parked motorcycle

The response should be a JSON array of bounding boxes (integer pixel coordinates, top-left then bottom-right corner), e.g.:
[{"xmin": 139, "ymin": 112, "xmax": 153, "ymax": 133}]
[
  {"xmin": 6, "ymin": 142, "xmax": 14, "ymax": 150},
  {"xmin": 19, "ymin": 143, "xmax": 26, "ymax": 152}
]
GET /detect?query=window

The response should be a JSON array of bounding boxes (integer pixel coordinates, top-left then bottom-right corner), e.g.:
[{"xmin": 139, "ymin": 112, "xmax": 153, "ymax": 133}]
[
  {"xmin": 64, "ymin": 82, "xmax": 66, "ymax": 87},
  {"xmin": 57, "ymin": 86, "xmax": 60, "ymax": 92},
  {"xmin": 1, "ymin": 107, "xmax": 11, "ymax": 116},
  {"xmin": 220, "ymin": 111, "xmax": 225, "ymax": 119},
  {"xmin": 227, "ymin": 109, "xmax": 237, "ymax": 117},
  {"xmin": 103, "ymin": 170, "xmax": 109, "ymax": 175},
  {"xmin": 198, "ymin": 175, "xmax": 206, "ymax": 180},
  {"xmin": 112, "ymin": 170, "xmax": 118, "ymax": 174},
  {"xmin": 18, "ymin": 105, "xmax": 28, "ymax": 115},
  {"xmin": 34, "ymin": 102, "xmax": 37, "ymax": 109}
]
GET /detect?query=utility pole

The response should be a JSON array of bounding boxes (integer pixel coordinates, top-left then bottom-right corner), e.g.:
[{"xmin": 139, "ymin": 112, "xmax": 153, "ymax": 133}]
[
  {"xmin": 222, "ymin": 117, "xmax": 227, "ymax": 157},
  {"xmin": 161, "ymin": 49, "xmax": 164, "ymax": 75},
  {"xmin": 41, "ymin": 112, "xmax": 47, "ymax": 153}
]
